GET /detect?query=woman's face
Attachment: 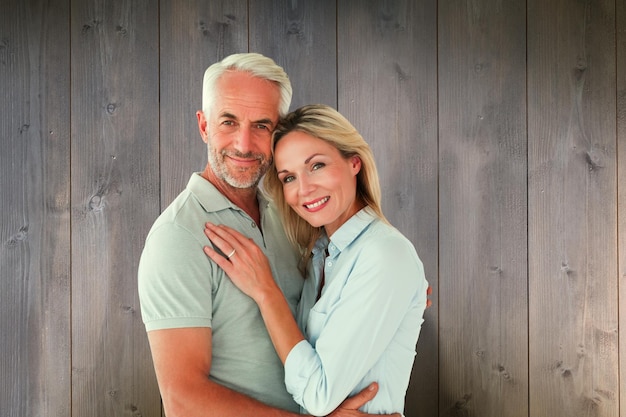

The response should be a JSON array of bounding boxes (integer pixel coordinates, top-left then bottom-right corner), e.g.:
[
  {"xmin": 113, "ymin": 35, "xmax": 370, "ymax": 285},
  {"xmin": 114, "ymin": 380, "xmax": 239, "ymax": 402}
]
[{"xmin": 275, "ymin": 131, "xmax": 363, "ymax": 237}]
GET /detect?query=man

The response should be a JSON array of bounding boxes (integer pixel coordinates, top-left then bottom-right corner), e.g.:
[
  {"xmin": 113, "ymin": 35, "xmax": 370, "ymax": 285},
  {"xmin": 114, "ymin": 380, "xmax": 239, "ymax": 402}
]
[{"xmin": 138, "ymin": 53, "xmax": 394, "ymax": 417}]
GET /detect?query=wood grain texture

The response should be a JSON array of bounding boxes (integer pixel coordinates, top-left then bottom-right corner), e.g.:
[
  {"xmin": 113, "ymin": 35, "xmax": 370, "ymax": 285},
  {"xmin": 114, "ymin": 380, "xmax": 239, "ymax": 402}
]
[
  {"xmin": 249, "ymin": 0, "xmax": 337, "ymax": 110},
  {"xmin": 0, "ymin": 0, "xmax": 71, "ymax": 416},
  {"xmin": 70, "ymin": 0, "xmax": 161, "ymax": 415},
  {"xmin": 619, "ymin": 0, "xmax": 626, "ymax": 415},
  {"xmin": 1, "ymin": 1, "xmax": 626, "ymax": 416},
  {"xmin": 438, "ymin": 0, "xmax": 528, "ymax": 416},
  {"xmin": 528, "ymin": 0, "xmax": 619, "ymax": 416},
  {"xmin": 337, "ymin": 1, "xmax": 439, "ymax": 415},
  {"xmin": 159, "ymin": 0, "xmax": 248, "ymax": 207}
]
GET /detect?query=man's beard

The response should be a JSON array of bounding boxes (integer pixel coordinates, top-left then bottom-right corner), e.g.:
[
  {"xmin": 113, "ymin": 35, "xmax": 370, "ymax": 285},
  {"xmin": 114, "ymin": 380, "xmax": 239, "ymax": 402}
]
[{"xmin": 207, "ymin": 142, "xmax": 271, "ymax": 189}]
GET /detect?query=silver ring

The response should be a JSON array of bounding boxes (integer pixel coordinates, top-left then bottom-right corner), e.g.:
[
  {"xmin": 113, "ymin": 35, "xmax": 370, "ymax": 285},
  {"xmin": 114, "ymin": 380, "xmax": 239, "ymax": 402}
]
[{"xmin": 226, "ymin": 249, "xmax": 236, "ymax": 259}]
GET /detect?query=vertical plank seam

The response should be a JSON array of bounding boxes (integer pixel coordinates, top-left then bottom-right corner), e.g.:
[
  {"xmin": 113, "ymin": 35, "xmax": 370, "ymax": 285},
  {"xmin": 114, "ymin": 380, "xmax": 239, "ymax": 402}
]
[
  {"xmin": 435, "ymin": 1, "xmax": 442, "ymax": 415},
  {"xmin": 613, "ymin": 0, "xmax": 623, "ymax": 414},
  {"xmin": 525, "ymin": 0, "xmax": 529, "ymax": 414},
  {"xmin": 68, "ymin": 0, "xmax": 74, "ymax": 414}
]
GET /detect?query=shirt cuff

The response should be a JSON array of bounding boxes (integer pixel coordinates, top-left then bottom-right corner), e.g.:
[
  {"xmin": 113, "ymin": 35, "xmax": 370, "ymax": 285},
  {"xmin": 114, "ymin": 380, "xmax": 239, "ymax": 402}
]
[{"xmin": 284, "ymin": 339, "xmax": 321, "ymax": 411}]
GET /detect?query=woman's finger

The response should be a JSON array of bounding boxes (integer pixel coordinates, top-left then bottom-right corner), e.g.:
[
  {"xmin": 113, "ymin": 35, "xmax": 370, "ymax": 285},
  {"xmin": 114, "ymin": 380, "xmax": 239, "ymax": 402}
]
[
  {"xmin": 206, "ymin": 223, "xmax": 262, "ymax": 258},
  {"xmin": 204, "ymin": 223, "xmax": 259, "ymax": 266},
  {"xmin": 203, "ymin": 226, "xmax": 235, "ymax": 259},
  {"xmin": 207, "ymin": 222, "xmax": 251, "ymax": 247},
  {"xmin": 203, "ymin": 244, "xmax": 234, "ymax": 271},
  {"xmin": 205, "ymin": 222, "xmax": 237, "ymax": 245}
]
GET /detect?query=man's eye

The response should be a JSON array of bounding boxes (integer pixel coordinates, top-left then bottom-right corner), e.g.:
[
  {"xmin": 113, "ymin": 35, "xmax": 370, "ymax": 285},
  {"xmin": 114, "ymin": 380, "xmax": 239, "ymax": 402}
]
[
  {"xmin": 222, "ymin": 120, "xmax": 235, "ymax": 126},
  {"xmin": 255, "ymin": 124, "xmax": 270, "ymax": 130}
]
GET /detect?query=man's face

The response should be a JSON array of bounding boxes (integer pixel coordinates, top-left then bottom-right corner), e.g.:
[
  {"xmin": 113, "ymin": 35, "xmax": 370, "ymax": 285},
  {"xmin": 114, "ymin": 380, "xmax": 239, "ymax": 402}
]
[{"xmin": 200, "ymin": 70, "xmax": 281, "ymax": 189}]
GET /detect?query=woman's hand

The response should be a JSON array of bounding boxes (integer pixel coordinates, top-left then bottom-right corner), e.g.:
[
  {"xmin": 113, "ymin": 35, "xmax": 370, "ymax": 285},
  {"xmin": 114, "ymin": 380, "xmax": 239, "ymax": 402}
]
[
  {"xmin": 203, "ymin": 222, "xmax": 279, "ymax": 303},
  {"xmin": 204, "ymin": 221, "xmax": 306, "ymax": 363}
]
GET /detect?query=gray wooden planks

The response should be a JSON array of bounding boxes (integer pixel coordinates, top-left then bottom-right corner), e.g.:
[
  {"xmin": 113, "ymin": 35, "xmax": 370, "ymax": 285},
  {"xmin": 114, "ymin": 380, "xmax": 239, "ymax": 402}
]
[
  {"xmin": 70, "ymin": 0, "xmax": 161, "ymax": 415},
  {"xmin": 0, "ymin": 0, "xmax": 71, "ymax": 416},
  {"xmin": 438, "ymin": 0, "xmax": 528, "ymax": 416},
  {"xmin": 618, "ymin": 1, "xmax": 626, "ymax": 416},
  {"xmin": 528, "ymin": 0, "xmax": 619, "ymax": 416},
  {"xmin": 250, "ymin": 0, "xmax": 337, "ymax": 110}
]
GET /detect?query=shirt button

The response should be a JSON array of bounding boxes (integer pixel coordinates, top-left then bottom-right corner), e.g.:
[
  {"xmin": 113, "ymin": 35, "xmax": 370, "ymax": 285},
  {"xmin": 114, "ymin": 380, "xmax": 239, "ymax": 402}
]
[
  {"xmin": 251, "ymin": 222, "xmax": 256, "ymax": 228},
  {"xmin": 327, "ymin": 261, "xmax": 333, "ymax": 267}
]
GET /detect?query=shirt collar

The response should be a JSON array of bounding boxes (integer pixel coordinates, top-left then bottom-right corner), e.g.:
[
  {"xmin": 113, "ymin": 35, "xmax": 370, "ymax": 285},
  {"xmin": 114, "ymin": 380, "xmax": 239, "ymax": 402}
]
[
  {"xmin": 312, "ymin": 208, "xmax": 377, "ymax": 257},
  {"xmin": 187, "ymin": 172, "xmax": 269, "ymax": 214}
]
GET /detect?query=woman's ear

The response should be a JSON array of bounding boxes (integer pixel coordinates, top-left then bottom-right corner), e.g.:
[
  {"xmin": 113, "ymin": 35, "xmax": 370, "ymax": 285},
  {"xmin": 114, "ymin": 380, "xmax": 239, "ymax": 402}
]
[{"xmin": 350, "ymin": 155, "xmax": 362, "ymax": 175}]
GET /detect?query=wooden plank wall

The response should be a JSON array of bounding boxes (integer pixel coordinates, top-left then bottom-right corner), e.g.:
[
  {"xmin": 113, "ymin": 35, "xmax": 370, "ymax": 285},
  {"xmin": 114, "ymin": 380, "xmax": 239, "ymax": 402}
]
[
  {"xmin": 0, "ymin": 1, "xmax": 622, "ymax": 417},
  {"xmin": 528, "ymin": 1, "xmax": 618, "ymax": 417},
  {"xmin": 439, "ymin": 1, "xmax": 528, "ymax": 416},
  {"xmin": 1, "ymin": 1, "xmax": 72, "ymax": 416},
  {"xmin": 69, "ymin": 1, "xmax": 161, "ymax": 416}
]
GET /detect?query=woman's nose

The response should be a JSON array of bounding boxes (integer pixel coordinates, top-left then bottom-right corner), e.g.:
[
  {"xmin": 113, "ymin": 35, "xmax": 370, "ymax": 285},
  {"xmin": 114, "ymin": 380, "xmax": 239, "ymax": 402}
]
[{"xmin": 297, "ymin": 174, "xmax": 315, "ymax": 196}]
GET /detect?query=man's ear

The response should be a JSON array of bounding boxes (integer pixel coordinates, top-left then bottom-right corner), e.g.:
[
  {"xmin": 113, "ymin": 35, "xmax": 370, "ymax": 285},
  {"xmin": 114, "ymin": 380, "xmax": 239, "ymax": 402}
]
[{"xmin": 197, "ymin": 110, "xmax": 208, "ymax": 143}]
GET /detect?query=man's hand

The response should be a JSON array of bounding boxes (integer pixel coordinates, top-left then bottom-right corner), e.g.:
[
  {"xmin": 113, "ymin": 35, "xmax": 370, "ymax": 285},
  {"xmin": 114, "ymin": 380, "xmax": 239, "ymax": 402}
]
[{"xmin": 325, "ymin": 383, "xmax": 401, "ymax": 417}]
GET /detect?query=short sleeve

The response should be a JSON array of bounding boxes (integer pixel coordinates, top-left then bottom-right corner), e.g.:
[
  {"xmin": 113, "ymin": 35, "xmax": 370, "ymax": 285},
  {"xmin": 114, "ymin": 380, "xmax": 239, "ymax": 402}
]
[{"xmin": 138, "ymin": 222, "xmax": 215, "ymax": 331}]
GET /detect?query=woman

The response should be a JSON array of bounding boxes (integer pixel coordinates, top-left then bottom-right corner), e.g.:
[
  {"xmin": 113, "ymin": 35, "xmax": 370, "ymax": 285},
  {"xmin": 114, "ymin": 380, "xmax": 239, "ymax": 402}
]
[{"xmin": 203, "ymin": 104, "xmax": 428, "ymax": 416}]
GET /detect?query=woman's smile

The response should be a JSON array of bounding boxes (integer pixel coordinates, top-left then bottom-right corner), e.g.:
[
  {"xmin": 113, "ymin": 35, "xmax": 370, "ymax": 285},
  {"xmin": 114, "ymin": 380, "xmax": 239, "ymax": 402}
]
[
  {"xmin": 275, "ymin": 131, "xmax": 363, "ymax": 237},
  {"xmin": 303, "ymin": 196, "xmax": 330, "ymax": 211}
]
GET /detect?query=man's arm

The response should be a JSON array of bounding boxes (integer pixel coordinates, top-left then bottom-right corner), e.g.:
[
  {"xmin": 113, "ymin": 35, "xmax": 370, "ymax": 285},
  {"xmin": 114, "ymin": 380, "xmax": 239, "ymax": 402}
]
[
  {"xmin": 327, "ymin": 384, "xmax": 400, "ymax": 417},
  {"xmin": 148, "ymin": 327, "xmax": 300, "ymax": 417},
  {"xmin": 147, "ymin": 327, "xmax": 399, "ymax": 417}
]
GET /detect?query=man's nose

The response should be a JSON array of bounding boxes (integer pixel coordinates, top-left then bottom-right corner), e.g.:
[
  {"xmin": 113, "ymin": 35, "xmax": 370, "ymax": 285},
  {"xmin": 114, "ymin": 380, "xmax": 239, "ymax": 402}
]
[{"xmin": 233, "ymin": 126, "xmax": 253, "ymax": 152}]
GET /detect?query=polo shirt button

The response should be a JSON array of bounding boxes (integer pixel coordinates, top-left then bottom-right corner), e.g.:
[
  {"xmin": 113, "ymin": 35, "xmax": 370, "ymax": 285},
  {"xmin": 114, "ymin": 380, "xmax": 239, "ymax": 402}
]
[{"xmin": 251, "ymin": 222, "xmax": 256, "ymax": 228}]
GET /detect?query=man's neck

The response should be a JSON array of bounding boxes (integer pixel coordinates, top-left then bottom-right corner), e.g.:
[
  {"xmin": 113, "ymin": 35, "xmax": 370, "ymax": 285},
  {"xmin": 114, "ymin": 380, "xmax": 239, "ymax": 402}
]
[{"xmin": 201, "ymin": 165, "xmax": 261, "ymax": 226}]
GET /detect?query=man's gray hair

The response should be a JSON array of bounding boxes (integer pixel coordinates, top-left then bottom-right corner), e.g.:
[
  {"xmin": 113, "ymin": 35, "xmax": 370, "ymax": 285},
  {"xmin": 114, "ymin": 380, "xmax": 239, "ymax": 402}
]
[{"xmin": 202, "ymin": 53, "xmax": 292, "ymax": 118}]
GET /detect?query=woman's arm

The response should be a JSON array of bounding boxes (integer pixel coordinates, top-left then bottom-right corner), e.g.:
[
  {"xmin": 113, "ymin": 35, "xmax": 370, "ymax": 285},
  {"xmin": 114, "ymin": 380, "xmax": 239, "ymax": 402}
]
[
  {"xmin": 283, "ymin": 234, "xmax": 427, "ymax": 415},
  {"xmin": 203, "ymin": 221, "xmax": 426, "ymax": 416},
  {"xmin": 203, "ymin": 222, "xmax": 305, "ymax": 362}
]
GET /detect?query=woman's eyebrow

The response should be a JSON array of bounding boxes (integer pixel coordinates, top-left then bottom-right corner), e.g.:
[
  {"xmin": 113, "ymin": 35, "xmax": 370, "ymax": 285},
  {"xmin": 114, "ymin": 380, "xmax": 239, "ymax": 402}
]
[
  {"xmin": 277, "ymin": 153, "xmax": 323, "ymax": 174},
  {"xmin": 304, "ymin": 153, "xmax": 322, "ymax": 164}
]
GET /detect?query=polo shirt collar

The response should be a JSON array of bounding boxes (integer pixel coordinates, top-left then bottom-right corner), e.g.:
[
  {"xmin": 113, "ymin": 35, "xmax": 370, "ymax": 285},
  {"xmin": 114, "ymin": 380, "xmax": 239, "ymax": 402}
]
[{"xmin": 187, "ymin": 172, "xmax": 268, "ymax": 214}]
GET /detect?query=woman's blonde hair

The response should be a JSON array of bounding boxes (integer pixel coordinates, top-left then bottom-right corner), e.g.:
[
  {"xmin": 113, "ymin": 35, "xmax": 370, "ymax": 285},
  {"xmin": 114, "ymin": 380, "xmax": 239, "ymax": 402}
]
[{"xmin": 263, "ymin": 104, "xmax": 387, "ymax": 264}]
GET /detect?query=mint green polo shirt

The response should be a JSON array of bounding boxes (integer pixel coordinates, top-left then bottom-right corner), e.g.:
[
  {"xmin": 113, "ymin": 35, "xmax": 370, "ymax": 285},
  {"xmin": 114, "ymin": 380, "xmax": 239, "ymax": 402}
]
[{"xmin": 138, "ymin": 173, "xmax": 303, "ymax": 411}]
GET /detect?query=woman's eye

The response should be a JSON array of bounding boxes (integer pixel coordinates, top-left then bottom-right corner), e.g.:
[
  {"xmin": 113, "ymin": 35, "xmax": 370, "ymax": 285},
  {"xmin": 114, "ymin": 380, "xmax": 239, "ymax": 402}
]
[
  {"xmin": 282, "ymin": 175, "xmax": 295, "ymax": 184},
  {"xmin": 312, "ymin": 162, "xmax": 325, "ymax": 171}
]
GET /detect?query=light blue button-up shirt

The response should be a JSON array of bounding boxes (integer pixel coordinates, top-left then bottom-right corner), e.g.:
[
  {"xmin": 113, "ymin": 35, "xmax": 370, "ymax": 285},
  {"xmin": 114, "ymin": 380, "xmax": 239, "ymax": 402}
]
[{"xmin": 284, "ymin": 208, "xmax": 428, "ymax": 416}]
